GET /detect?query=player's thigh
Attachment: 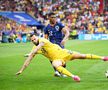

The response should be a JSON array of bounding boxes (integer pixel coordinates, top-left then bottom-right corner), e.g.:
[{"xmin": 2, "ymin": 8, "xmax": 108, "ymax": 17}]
[
  {"xmin": 72, "ymin": 52, "xmax": 85, "ymax": 59},
  {"xmin": 52, "ymin": 60, "xmax": 63, "ymax": 68}
]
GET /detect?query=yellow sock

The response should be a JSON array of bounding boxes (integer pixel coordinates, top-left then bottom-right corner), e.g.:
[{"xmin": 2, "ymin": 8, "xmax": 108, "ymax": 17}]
[
  {"xmin": 86, "ymin": 54, "xmax": 102, "ymax": 59},
  {"xmin": 56, "ymin": 66, "xmax": 73, "ymax": 77}
]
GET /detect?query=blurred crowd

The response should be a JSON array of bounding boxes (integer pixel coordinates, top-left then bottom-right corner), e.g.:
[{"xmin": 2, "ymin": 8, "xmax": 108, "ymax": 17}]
[{"xmin": 0, "ymin": 0, "xmax": 108, "ymax": 42}]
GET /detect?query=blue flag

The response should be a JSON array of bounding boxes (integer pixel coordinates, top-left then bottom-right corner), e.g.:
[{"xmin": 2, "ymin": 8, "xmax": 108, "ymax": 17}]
[{"xmin": 0, "ymin": 11, "xmax": 44, "ymax": 28}]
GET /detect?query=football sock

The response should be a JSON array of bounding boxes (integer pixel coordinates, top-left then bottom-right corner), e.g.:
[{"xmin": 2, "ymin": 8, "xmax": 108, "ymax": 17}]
[
  {"xmin": 86, "ymin": 54, "xmax": 102, "ymax": 59},
  {"xmin": 56, "ymin": 66, "xmax": 73, "ymax": 77}
]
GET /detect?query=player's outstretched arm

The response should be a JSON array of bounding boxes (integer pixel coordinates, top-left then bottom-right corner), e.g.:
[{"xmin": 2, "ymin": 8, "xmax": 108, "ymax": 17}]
[
  {"xmin": 61, "ymin": 26, "xmax": 70, "ymax": 46},
  {"xmin": 16, "ymin": 42, "xmax": 44, "ymax": 76},
  {"xmin": 16, "ymin": 51, "xmax": 36, "ymax": 75}
]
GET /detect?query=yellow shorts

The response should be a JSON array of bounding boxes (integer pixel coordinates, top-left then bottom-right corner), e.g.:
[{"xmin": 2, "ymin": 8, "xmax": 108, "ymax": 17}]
[{"xmin": 51, "ymin": 50, "xmax": 80, "ymax": 63}]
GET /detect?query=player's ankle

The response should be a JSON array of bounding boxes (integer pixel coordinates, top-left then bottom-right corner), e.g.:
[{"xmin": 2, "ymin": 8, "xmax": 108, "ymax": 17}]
[{"xmin": 71, "ymin": 75, "xmax": 75, "ymax": 78}]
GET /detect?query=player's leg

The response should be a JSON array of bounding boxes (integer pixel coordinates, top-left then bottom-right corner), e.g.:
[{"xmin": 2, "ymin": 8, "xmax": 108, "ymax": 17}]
[
  {"xmin": 50, "ymin": 43, "xmax": 66, "ymax": 77},
  {"xmin": 52, "ymin": 60, "xmax": 80, "ymax": 82},
  {"xmin": 50, "ymin": 60, "xmax": 66, "ymax": 77},
  {"xmin": 50, "ymin": 60, "xmax": 61, "ymax": 77},
  {"xmin": 71, "ymin": 53, "xmax": 108, "ymax": 61},
  {"xmin": 59, "ymin": 44, "xmax": 67, "ymax": 77},
  {"xmin": 85, "ymin": 54, "xmax": 108, "ymax": 61}
]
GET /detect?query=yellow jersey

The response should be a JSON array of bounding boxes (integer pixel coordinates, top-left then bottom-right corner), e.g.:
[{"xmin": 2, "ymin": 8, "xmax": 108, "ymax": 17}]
[{"xmin": 33, "ymin": 38, "xmax": 77, "ymax": 62}]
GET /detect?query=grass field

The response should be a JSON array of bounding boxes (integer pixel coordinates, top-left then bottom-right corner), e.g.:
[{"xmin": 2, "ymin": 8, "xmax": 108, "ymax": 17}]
[{"xmin": 0, "ymin": 40, "xmax": 108, "ymax": 90}]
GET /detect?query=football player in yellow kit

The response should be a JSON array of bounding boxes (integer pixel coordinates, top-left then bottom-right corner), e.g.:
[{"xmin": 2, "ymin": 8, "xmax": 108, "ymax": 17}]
[{"xmin": 16, "ymin": 34, "xmax": 108, "ymax": 82}]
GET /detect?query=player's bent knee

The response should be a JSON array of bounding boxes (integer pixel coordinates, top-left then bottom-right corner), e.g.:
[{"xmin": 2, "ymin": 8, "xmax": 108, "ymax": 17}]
[{"xmin": 52, "ymin": 60, "xmax": 63, "ymax": 68}]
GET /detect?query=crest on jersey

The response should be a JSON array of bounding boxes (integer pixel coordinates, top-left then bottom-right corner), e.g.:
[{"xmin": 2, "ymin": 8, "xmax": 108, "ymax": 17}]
[{"xmin": 55, "ymin": 25, "xmax": 60, "ymax": 31}]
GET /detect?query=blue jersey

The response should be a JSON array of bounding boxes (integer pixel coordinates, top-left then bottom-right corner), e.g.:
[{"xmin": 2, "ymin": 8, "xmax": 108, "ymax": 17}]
[{"xmin": 44, "ymin": 22, "xmax": 65, "ymax": 48}]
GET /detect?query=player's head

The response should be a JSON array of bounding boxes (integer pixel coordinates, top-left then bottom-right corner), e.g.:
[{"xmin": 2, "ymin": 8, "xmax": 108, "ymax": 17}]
[
  {"xmin": 48, "ymin": 12, "xmax": 56, "ymax": 24},
  {"xmin": 30, "ymin": 34, "xmax": 39, "ymax": 45}
]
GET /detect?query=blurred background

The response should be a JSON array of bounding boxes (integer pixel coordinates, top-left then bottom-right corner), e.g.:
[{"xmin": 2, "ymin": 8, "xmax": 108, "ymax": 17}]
[{"xmin": 0, "ymin": 0, "xmax": 108, "ymax": 43}]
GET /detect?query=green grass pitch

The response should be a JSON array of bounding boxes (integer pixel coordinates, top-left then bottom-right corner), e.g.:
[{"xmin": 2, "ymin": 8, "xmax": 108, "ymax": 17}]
[{"xmin": 0, "ymin": 40, "xmax": 108, "ymax": 90}]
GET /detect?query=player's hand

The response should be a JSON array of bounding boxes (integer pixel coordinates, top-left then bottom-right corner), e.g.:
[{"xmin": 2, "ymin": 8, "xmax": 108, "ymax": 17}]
[{"xmin": 16, "ymin": 71, "xmax": 22, "ymax": 76}]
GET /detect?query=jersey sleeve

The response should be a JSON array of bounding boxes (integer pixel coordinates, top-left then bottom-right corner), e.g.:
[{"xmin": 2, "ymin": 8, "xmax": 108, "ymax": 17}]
[{"xmin": 59, "ymin": 22, "xmax": 65, "ymax": 29}]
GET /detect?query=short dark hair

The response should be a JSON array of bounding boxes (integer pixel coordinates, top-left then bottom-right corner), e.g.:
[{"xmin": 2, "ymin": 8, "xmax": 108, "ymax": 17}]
[
  {"xmin": 30, "ymin": 33, "xmax": 35, "ymax": 37},
  {"xmin": 48, "ymin": 12, "xmax": 56, "ymax": 17}
]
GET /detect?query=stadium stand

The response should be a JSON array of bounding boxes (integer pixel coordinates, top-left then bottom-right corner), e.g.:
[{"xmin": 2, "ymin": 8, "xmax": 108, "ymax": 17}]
[{"xmin": 0, "ymin": 0, "xmax": 108, "ymax": 42}]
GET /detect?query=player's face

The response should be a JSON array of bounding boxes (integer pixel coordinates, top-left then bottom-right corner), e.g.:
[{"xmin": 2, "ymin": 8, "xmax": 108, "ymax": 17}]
[
  {"xmin": 31, "ymin": 35, "xmax": 38, "ymax": 44},
  {"xmin": 49, "ymin": 15, "xmax": 56, "ymax": 24}
]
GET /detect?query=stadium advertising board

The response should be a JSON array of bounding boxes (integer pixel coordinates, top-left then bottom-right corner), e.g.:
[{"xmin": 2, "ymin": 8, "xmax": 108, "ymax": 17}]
[{"xmin": 78, "ymin": 34, "xmax": 108, "ymax": 40}]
